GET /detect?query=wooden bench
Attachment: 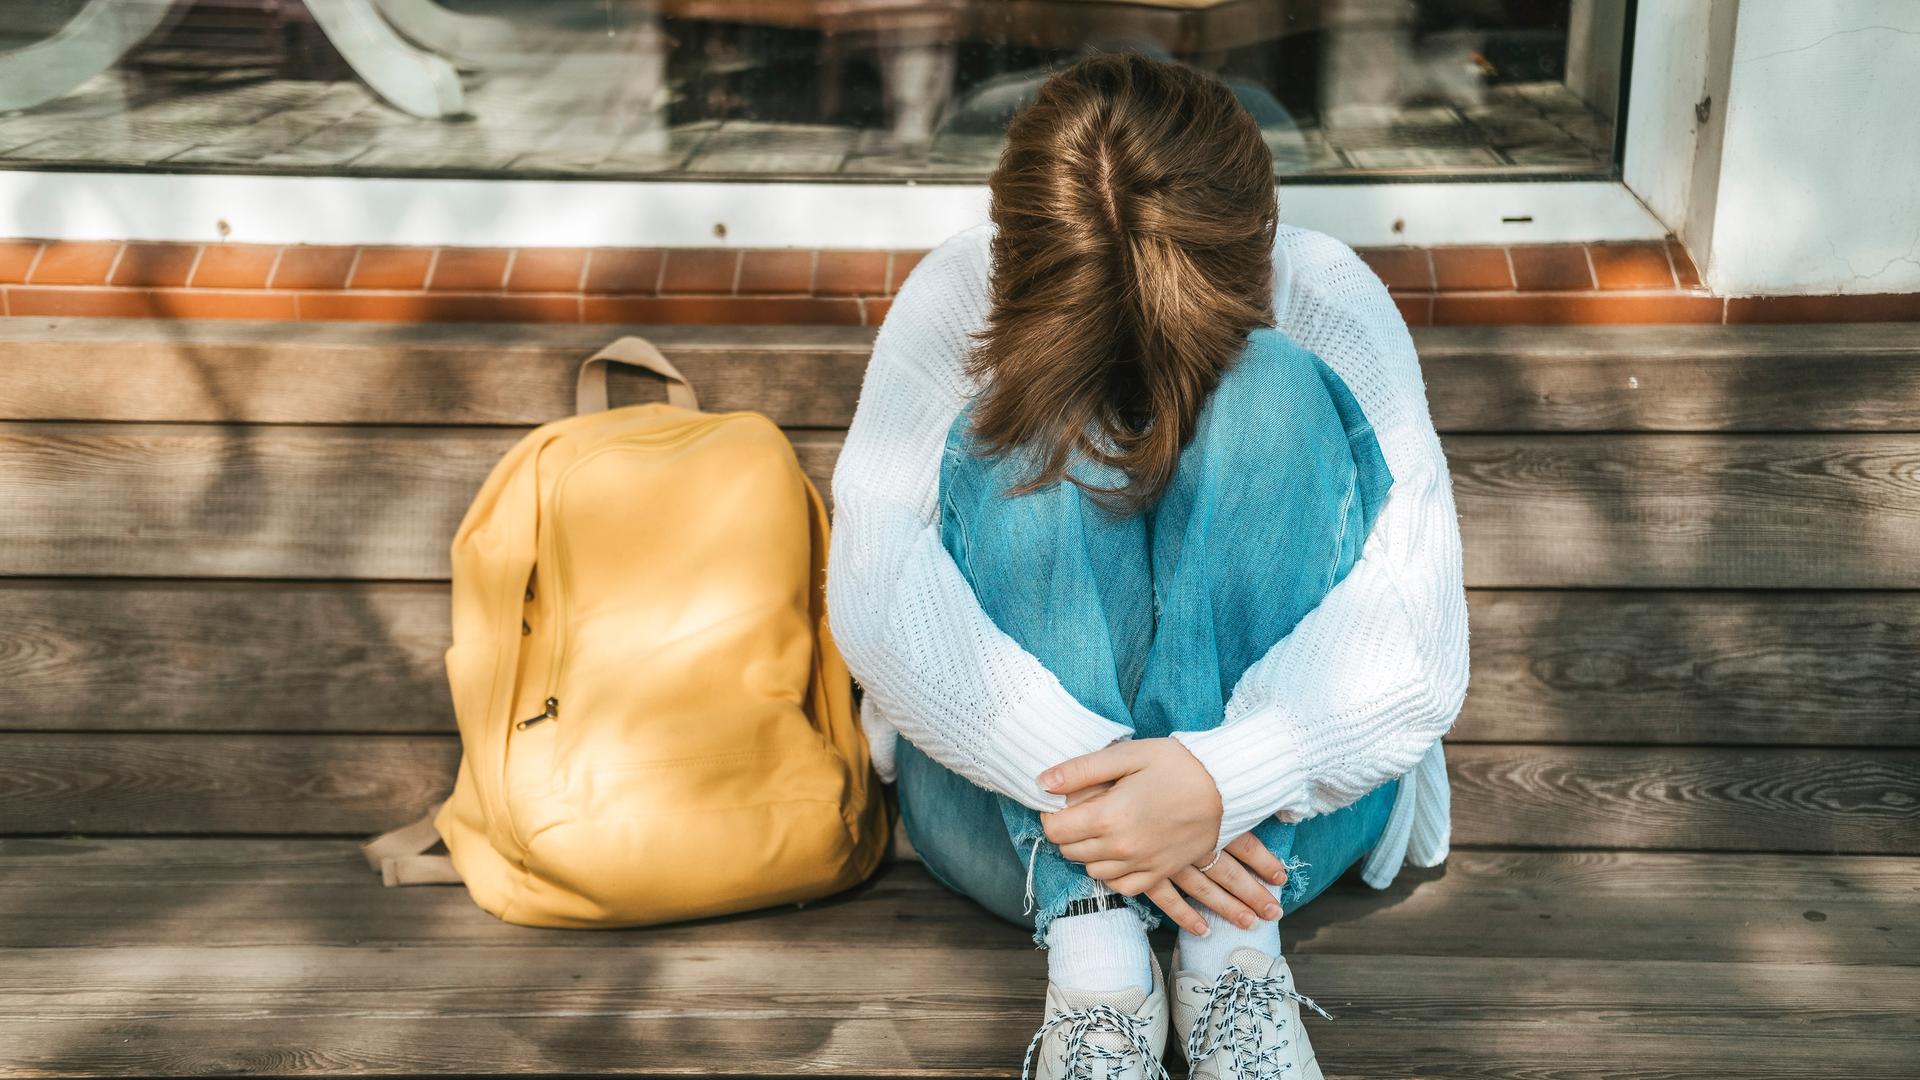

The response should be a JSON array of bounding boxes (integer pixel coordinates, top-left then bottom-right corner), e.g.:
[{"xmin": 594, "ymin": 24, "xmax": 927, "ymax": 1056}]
[{"xmin": 2, "ymin": 318, "xmax": 1916, "ymax": 1077}]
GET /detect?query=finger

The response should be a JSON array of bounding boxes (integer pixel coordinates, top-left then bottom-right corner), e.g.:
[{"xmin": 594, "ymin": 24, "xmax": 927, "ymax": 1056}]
[
  {"xmin": 1040, "ymin": 802, "xmax": 1106, "ymax": 846},
  {"xmin": 1172, "ymin": 867, "xmax": 1255, "ymax": 929},
  {"xmin": 1225, "ymin": 833, "xmax": 1289, "ymax": 887},
  {"xmin": 1208, "ymin": 854, "xmax": 1282, "ymax": 921},
  {"xmin": 1055, "ymin": 836, "xmax": 1123, "ymax": 865},
  {"xmin": 1113, "ymin": 871, "xmax": 1165, "ymax": 899},
  {"xmin": 1082, "ymin": 859, "xmax": 1134, "ymax": 884},
  {"xmin": 1039, "ymin": 741, "xmax": 1147, "ymax": 796},
  {"xmin": 1062, "ymin": 780, "xmax": 1114, "ymax": 807},
  {"xmin": 1147, "ymin": 880, "xmax": 1209, "ymax": 936}
]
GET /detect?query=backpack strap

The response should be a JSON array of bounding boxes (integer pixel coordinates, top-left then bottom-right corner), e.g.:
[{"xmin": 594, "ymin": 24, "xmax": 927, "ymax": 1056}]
[
  {"xmin": 577, "ymin": 337, "xmax": 699, "ymax": 414},
  {"xmin": 361, "ymin": 802, "xmax": 463, "ymax": 887}
]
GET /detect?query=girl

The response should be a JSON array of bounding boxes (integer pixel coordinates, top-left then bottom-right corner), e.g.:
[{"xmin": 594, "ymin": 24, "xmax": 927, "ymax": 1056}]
[{"xmin": 826, "ymin": 53, "xmax": 1468, "ymax": 1080}]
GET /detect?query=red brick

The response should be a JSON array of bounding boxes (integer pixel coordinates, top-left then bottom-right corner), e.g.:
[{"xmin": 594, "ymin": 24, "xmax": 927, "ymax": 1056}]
[
  {"xmin": 154, "ymin": 289, "xmax": 300, "ymax": 320},
  {"xmin": 1433, "ymin": 293, "xmax": 1723, "ymax": 325},
  {"xmin": 0, "ymin": 241, "xmax": 42, "ymax": 283},
  {"xmin": 1392, "ymin": 293, "xmax": 1432, "ymax": 326},
  {"xmin": 737, "ymin": 250, "xmax": 815, "ymax": 294},
  {"xmin": 585, "ymin": 250, "xmax": 664, "ymax": 294},
  {"xmin": 1510, "ymin": 245, "xmax": 1595, "ymax": 291},
  {"xmin": 429, "ymin": 248, "xmax": 511, "ymax": 292},
  {"xmin": 1726, "ymin": 293, "xmax": 1920, "ymax": 323},
  {"xmin": 507, "ymin": 249, "xmax": 588, "ymax": 293},
  {"xmin": 349, "ymin": 248, "xmax": 433, "ymax": 290},
  {"xmin": 863, "ymin": 297, "xmax": 892, "ymax": 325},
  {"xmin": 7, "ymin": 285, "xmax": 303, "ymax": 319},
  {"xmin": 1356, "ymin": 247, "xmax": 1433, "ymax": 291},
  {"xmin": 887, "ymin": 251, "xmax": 929, "ymax": 293},
  {"xmin": 814, "ymin": 251, "xmax": 888, "ymax": 295},
  {"xmin": 299, "ymin": 292, "xmax": 579, "ymax": 322},
  {"xmin": 271, "ymin": 247, "xmax": 357, "ymax": 290},
  {"xmin": 193, "ymin": 245, "xmax": 279, "ymax": 288},
  {"xmin": 660, "ymin": 250, "xmax": 739, "ymax": 294},
  {"xmin": 29, "ymin": 242, "xmax": 120, "ymax": 285},
  {"xmin": 111, "ymin": 244, "xmax": 199, "ymax": 287},
  {"xmin": 8, "ymin": 286, "xmax": 155, "ymax": 317},
  {"xmin": 1588, "ymin": 243, "xmax": 1674, "ymax": 290},
  {"xmin": 1431, "ymin": 247, "xmax": 1513, "ymax": 291},
  {"xmin": 583, "ymin": 295, "xmax": 863, "ymax": 326},
  {"xmin": 1669, "ymin": 240, "xmax": 1703, "ymax": 290}
]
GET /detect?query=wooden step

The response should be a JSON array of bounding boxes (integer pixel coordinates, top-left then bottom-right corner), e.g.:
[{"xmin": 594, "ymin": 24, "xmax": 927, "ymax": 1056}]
[{"xmin": 1, "ymin": 839, "xmax": 1913, "ymax": 1079}]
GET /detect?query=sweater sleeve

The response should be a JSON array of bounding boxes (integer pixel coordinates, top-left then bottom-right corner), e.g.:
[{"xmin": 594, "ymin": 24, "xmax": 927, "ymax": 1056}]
[
  {"xmin": 824, "ymin": 227, "xmax": 1133, "ymax": 813},
  {"xmin": 1171, "ymin": 233, "xmax": 1470, "ymax": 851}
]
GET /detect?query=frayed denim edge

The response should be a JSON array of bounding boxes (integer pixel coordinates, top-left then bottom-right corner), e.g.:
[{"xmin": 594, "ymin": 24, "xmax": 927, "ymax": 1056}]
[
  {"xmin": 1278, "ymin": 856, "xmax": 1312, "ymax": 910},
  {"xmin": 1018, "ymin": 835, "xmax": 1165, "ymax": 947}
]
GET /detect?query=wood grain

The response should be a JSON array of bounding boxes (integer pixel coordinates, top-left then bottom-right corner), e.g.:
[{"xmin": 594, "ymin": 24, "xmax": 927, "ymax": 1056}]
[
  {"xmin": 0, "ymin": 843, "xmax": 1913, "ymax": 1079},
  {"xmin": 1454, "ymin": 590, "xmax": 1920, "ymax": 745},
  {"xmin": 0, "ymin": 581, "xmax": 454, "ymax": 733},
  {"xmin": 1447, "ymin": 745, "xmax": 1920, "ymax": 854},
  {"xmin": 11, "ymin": 585, "xmax": 1916, "ymax": 744},
  {"xmin": 5, "ymin": 736, "xmax": 1914, "ymax": 852},
  {"xmin": 1, "ymin": 839, "xmax": 1913, "ymax": 1079},
  {"xmin": 4, "ymin": 842, "xmax": 1910, "ymax": 964},
  {"xmin": 1448, "ymin": 434, "xmax": 1920, "ymax": 588},
  {"xmin": 0, "ymin": 423, "xmax": 843, "ymax": 579},
  {"xmin": 0, "ymin": 319, "xmax": 871, "ymax": 428},
  {"xmin": 10, "ymin": 425, "xmax": 1920, "ymax": 587},
  {"xmin": 8, "ymin": 319, "xmax": 1919, "ymax": 431}
]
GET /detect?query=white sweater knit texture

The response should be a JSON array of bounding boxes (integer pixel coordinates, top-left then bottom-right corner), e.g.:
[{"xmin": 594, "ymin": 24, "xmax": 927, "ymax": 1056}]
[{"xmin": 825, "ymin": 223, "xmax": 1470, "ymax": 886}]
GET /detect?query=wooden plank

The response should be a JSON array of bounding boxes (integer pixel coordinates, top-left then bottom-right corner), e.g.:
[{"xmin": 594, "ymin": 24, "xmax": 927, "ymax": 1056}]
[
  {"xmin": 11, "ymin": 585, "xmax": 1917, "ymax": 744},
  {"xmin": 5, "ymin": 737, "xmax": 1915, "ymax": 852},
  {"xmin": 4, "ymin": 842, "xmax": 1911, "ymax": 965},
  {"xmin": 0, "ymin": 423, "xmax": 843, "ymax": 580},
  {"xmin": 10, "ymin": 425, "xmax": 1920, "ymax": 587},
  {"xmin": 7, "ymin": 318, "xmax": 1920, "ymax": 431},
  {"xmin": 1, "ymin": 1017, "xmax": 1907, "ymax": 1080},
  {"xmin": 0, "ymin": 734, "xmax": 458, "ymax": 836},
  {"xmin": 0, "ymin": 950, "xmax": 1910, "ymax": 1078},
  {"xmin": 1448, "ymin": 745, "xmax": 1920, "ymax": 854},
  {"xmin": 0, "ymin": 320, "xmax": 872, "ymax": 428},
  {"xmin": 1454, "ymin": 590, "xmax": 1920, "ymax": 745},
  {"xmin": 1415, "ymin": 322, "xmax": 1920, "ymax": 433},
  {"xmin": 0, "ymin": 581, "xmax": 454, "ymax": 733},
  {"xmin": 0, "ymin": 842, "xmax": 1912, "ymax": 1078},
  {"xmin": 1448, "ymin": 434, "xmax": 1920, "ymax": 588}
]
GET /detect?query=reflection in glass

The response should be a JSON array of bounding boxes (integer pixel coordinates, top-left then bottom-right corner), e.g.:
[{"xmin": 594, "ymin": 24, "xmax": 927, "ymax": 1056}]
[{"xmin": 0, "ymin": 0, "xmax": 1625, "ymax": 180}]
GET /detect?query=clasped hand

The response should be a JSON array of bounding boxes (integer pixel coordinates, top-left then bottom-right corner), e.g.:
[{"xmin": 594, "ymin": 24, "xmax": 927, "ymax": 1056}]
[{"xmin": 1038, "ymin": 737, "xmax": 1288, "ymax": 937}]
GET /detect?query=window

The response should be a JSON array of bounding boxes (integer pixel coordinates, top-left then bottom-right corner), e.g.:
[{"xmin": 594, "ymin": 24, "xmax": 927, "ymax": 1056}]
[{"xmin": 1, "ymin": 0, "xmax": 1628, "ymax": 181}]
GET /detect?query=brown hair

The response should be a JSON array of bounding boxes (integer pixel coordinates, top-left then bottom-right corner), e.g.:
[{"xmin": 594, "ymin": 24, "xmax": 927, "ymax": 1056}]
[{"xmin": 962, "ymin": 51, "xmax": 1278, "ymax": 515}]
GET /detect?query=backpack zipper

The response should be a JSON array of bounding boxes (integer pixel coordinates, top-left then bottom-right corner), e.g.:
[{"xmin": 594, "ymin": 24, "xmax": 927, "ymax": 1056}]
[
  {"xmin": 517, "ymin": 696, "xmax": 558, "ymax": 730},
  {"xmin": 512, "ymin": 415, "xmax": 734, "ymax": 742}
]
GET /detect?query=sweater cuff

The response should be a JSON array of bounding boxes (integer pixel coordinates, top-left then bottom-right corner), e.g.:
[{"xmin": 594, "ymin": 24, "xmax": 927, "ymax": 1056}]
[
  {"xmin": 975, "ymin": 677, "xmax": 1133, "ymax": 813},
  {"xmin": 1172, "ymin": 705, "xmax": 1312, "ymax": 852}
]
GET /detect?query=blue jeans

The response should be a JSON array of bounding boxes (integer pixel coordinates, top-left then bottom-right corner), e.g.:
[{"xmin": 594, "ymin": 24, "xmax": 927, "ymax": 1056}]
[{"xmin": 896, "ymin": 327, "xmax": 1401, "ymax": 944}]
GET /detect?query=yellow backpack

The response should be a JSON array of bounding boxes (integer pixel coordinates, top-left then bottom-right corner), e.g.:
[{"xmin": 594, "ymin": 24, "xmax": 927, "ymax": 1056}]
[{"xmin": 364, "ymin": 338, "xmax": 888, "ymax": 928}]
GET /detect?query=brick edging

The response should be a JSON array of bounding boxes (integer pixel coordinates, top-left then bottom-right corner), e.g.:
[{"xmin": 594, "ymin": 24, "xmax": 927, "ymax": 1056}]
[{"xmin": 2, "ymin": 239, "xmax": 1915, "ymax": 325}]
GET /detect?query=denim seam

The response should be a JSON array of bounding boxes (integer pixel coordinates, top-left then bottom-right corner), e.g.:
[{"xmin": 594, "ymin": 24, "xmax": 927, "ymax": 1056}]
[{"xmin": 1324, "ymin": 468, "xmax": 1358, "ymax": 596}]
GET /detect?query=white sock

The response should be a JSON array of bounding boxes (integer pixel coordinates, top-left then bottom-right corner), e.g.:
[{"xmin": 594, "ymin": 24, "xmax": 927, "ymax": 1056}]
[
  {"xmin": 1044, "ymin": 905, "xmax": 1154, "ymax": 994},
  {"xmin": 1176, "ymin": 880, "xmax": 1283, "ymax": 978}
]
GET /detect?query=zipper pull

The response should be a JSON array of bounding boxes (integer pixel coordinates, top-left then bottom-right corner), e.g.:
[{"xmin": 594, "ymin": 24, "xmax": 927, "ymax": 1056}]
[{"xmin": 516, "ymin": 697, "xmax": 559, "ymax": 730}]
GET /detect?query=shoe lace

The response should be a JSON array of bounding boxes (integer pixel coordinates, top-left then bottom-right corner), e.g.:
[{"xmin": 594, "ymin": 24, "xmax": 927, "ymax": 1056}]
[
  {"xmin": 1182, "ymin": 965, "xmax": 1334, "ymax": 1080},
  {"xmin": 1021, "ymin": 1003, "xmax": 1171, "ymax": 1080}
]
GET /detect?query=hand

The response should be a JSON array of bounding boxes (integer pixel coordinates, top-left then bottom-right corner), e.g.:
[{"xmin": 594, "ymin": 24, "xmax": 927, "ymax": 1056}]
[
  {"xmin": 1037, "ymin": 737, "xmax": 1223, "ymax": 896},
  {"xmin": 1165, "ymin": 833, "xmax": 1290, "ymax": 929}
]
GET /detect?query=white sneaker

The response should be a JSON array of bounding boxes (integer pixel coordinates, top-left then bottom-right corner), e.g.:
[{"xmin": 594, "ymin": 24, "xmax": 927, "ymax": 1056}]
[
  {"xmin": 1022, "ymin": 953, "xmax": 1170, "ymax": 1080},
  {"xmin": 1172, "ymin": 946, "xmax": 1329, "ymax": 1080}
]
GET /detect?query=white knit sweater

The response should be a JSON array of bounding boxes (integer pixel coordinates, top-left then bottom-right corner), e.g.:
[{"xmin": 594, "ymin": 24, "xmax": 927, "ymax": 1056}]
[{"xmin": 825, "ymin": 222, "xmax": 1469, "ymax": 886}]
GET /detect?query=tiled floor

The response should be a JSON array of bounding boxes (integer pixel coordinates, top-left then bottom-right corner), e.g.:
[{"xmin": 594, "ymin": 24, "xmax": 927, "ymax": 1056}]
[{"xmin": 0, "ymin": 57, "xmax": 1612, "ymax": 180}]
